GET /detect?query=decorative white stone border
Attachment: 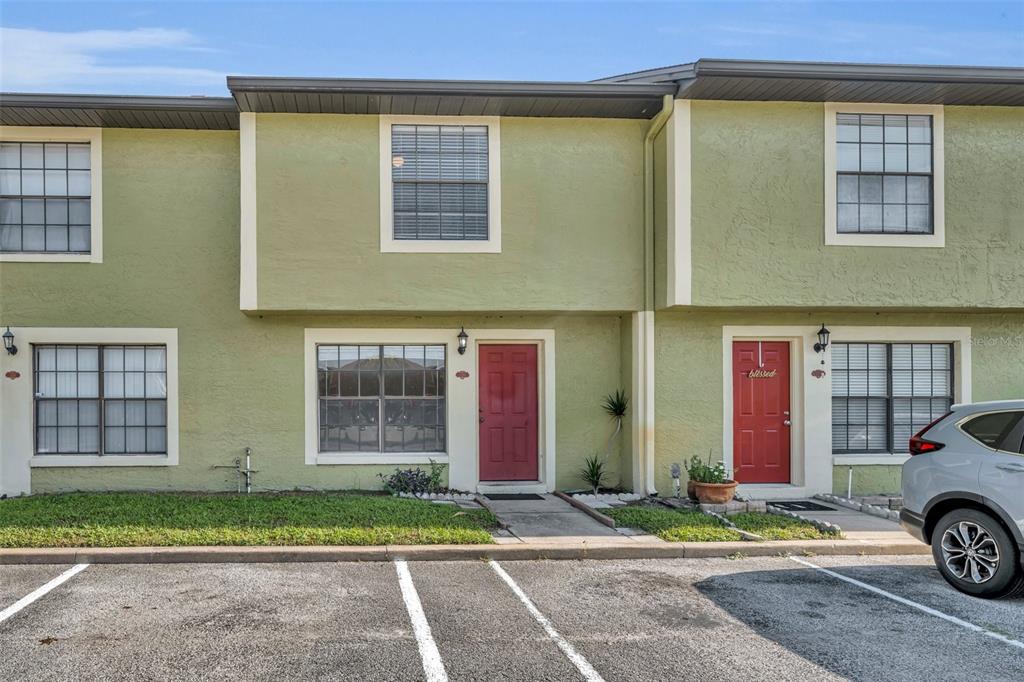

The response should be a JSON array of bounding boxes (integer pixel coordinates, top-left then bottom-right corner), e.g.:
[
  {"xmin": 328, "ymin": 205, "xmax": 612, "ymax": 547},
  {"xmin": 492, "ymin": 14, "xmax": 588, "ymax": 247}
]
[
  {"xmin": 766, "ymin": 504, "xmax": 844, "ymax": 537},
  {"xmin": 815, "ymin": 493, "xmax": 901, "ymax": 523},
  {"xmin": 698, "ymin": 508, "xmax": 764, "ymax": 542},
  {"xmin": 397, "ymin": 492, "xmax": 477, "ymax": 502},
  {"xmin": 569, "ymin": 492, "xmax": 643, "ymax": 509}
]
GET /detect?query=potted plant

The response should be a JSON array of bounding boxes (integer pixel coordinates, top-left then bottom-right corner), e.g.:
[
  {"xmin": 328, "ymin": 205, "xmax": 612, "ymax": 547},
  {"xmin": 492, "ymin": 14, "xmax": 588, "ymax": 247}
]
[{"xmin": 685, "ymin": 454, "xmax": 737, "ymax": 504}]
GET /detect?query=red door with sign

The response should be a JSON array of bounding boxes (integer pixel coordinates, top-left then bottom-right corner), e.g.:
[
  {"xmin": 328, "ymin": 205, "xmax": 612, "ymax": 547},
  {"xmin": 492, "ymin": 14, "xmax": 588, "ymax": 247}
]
[
  {"xmin": 479, "ymin": 344, "xmax": 539, "ymax": 481},
  {"xmin": 733, "ymin": 341, "xmax": 791, "ymax": 483}
]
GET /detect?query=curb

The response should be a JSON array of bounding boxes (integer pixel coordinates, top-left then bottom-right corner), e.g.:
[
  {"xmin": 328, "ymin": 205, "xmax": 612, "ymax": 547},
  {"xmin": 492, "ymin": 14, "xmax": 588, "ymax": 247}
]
[{"xmin": 0, "ymin": 539, "xmax": 930, "ymax": 565}]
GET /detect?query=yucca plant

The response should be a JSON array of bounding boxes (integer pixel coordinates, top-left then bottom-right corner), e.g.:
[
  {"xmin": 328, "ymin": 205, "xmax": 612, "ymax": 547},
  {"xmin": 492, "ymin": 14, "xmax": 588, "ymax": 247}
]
[
  {"xmin": 580, "ymin": 454, "xmax": 607, "ymax": 495},
  {"xmin": 601, "ymin": 389, "xmax": 629, "ymax": 461}
]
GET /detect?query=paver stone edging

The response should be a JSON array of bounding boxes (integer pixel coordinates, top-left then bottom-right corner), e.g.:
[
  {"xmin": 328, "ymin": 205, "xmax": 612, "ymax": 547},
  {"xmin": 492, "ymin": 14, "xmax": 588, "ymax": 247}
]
[
  {"xmin": 766, "ymin": 504, "xmax": 845, "ymax": 537},
  {"xmin": 814, "ymin": 493, "xmax": 902, "ymax": 523},
  {"xmin": 0, "ymin": 539, "xmax": 929, "ymax": 565},
  {"xmin": 553, "ymin": 490, "xmax": 616, "ymax": 528}
]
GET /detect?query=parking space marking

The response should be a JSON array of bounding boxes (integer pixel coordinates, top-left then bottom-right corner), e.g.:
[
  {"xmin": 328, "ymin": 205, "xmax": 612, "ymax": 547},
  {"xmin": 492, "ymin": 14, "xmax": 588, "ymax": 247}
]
[
  {"xmin": 489, "ymin": 560, "xmax": 605, "ymax": 682},
  {"xmin": 0, "ymin": 563, "xmax": 90, "ymax": 625},
  {"xmin": 394, "ymin": 560, "xmax": 448, "ymax": 682},
  {"xmin": 791, "ymin": 556, "xmax": 1024, "ymax": 650}
]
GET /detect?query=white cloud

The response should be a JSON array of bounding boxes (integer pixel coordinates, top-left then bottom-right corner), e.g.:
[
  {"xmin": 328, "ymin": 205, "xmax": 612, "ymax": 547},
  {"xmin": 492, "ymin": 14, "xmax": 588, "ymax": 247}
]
[{"xmin": 0, "ymin": 27, "xmax": 224, "ymax": 92}]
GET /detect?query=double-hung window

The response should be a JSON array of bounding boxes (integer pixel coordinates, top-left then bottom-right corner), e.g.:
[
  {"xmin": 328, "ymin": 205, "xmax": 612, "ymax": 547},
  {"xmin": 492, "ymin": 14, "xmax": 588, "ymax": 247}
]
[
  {"xmin": 831, "ymin": 342, "xmax": 953, "ymax": 454},
  {"xmin": 380, "ymin": 116, "xmax": 500, "ymax": 253},
  {"xmin": 825, "ymin": 104, "xmax": 943, "ymax": 247},
  {"xmin": 34, "ymin": 345, "xmax": 168, "ymax": 455},
  {"xmin": 317, "ymin": 344, "xmax": 446, "ymax": 453},
  {"xmin": 1, "ymin": 135, "xmax": 98, "ymax": 258}
]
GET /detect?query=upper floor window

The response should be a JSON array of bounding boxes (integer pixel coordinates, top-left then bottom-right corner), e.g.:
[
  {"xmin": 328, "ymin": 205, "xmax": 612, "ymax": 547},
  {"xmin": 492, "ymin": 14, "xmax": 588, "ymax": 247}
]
[
  {"xmin": 0, "ymin": 128, "xmax": 102, "ymax": 262},
  {"xmin": 379, "ymin": 116, "xmax": 501, "ymax": 253},
  {"xmin": 824, "ymin": 104, "xmax": 944, "ymax": 248}
]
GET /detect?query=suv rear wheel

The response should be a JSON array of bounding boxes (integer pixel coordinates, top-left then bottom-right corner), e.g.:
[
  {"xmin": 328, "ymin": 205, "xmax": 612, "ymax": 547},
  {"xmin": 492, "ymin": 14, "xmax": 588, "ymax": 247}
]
[{"xmin": 931, "ymin": 508, "xmax": 1024, "ymax": 599}]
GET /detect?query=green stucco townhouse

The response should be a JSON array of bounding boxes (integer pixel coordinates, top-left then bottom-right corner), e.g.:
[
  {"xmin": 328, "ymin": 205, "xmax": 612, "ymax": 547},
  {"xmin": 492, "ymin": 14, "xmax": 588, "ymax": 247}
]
[{"xmin": 1, "ymin": 59, "xmax": 1022, "ymax": 500}]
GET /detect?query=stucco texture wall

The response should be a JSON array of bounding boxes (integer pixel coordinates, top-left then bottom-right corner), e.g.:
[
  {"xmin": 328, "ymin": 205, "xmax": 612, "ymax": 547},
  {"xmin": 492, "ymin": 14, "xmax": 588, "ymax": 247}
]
[
  {"xmin": 831, "ymin": 465, "xmax": 902, "ymax": 496},
  {"xmin": 255, "ymin": 114, "xmax": 646, "ymax": 313},
  {"xmin": 653, "ymin": 309, "xmax": 1024, "ymax": 494},
  {"xmin": 687, "ymin": 101, "xmax": 1024, "ymax": 309},
  {"xmin": 0, "ymin": 130, "xmax": 627, "ymax": 494}
]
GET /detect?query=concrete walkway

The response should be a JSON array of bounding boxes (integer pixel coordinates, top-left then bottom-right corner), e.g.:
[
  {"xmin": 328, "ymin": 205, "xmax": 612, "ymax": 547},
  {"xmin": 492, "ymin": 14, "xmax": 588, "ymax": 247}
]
[
  {"xmin": 482, "ymin": 494, "xmax": 636, "ymax": 545},
  {"xmin": 788, "ymin": 500, "xmax": 915, "ymax": 543}
]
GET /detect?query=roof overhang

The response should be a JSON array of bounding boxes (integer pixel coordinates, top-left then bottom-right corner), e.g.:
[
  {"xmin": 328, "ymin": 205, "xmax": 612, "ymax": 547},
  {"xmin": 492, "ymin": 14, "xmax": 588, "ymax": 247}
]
[
  {"xmin": 0, "ymin": 93, "xmax": 239, "ymax": 129},
  {"xmin": 227, "ymin": 76, "xmax": 676, "ymax": 118},
  {"xmin": 597, "ymin": 59, "xmax": 1024, "ymax": 106}
]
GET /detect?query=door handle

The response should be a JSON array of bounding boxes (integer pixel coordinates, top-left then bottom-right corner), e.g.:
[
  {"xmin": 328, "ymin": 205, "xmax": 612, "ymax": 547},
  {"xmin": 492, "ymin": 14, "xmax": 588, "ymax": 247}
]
[
  {"xmin": 783, "ymin": 419, "xmax": 791, "ymax": 426},
  {"xmin": 996, "ymin": 462, "xmax": 1024, "ymax": 473}
]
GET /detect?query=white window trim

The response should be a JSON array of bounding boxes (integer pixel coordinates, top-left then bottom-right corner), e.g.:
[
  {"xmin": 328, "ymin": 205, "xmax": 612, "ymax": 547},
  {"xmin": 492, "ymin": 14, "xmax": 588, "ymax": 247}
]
[
  {"xmin": 0, "ymin": 328, "xmax": 178, "ymax": 495},
  {"xmin": 378, "ymin": 115, "xmax": 501, "ymax": 253},
  {"xmin": 304, "ymin": 327, "xmax": 556, "ymax": 493},
  {"xmin": 824, "ymin": 103, "xmax": 945, "ymax": 248},
  {"xmin": 0, "ymin": 126, "xmax": 103, "ymax": 263}
]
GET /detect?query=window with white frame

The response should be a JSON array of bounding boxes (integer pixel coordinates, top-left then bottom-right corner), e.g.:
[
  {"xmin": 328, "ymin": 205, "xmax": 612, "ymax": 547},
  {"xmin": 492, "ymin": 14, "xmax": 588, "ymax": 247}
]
[
  {"xmin": 34, "ymin": 345, "xmax": 168, "ymax": 455},
  {"xmin": 391, "ymin": 124, "xmax": 488, "ymax": 240},
  {"xmin": 831, "ymin": 342, "xmax": 952, "ymax": 454},
  {"xmin": 1, "ymin": 142, "xmax": 92, "ymax": 253},
  {"xmin": 317, "ymin": 344, "xmax": 446, "ymax": 453},
  {"xmin": 835, "ymin": 113, "xmax": 933, "ymax": 235}
]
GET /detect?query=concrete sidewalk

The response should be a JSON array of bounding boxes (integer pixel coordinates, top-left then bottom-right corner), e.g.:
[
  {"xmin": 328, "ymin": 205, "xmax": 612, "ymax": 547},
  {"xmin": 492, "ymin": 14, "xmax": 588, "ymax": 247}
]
[
  {"xmin": 480, "ymin": 493, "xmax": 636, "ymax": 545},
  {"xmin": 784, "ymin": 500, "xmax": 916, "ymax": 542}
]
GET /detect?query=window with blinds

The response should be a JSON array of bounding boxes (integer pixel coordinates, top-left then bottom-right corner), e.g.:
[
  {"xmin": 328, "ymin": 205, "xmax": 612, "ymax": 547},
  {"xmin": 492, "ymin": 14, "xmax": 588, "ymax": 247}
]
[
  {"xmin": 835, "ymin": 113, "xmax": 933, "ymax": 235},
  {"xmin": 831, "ymin": 342, "xmax": 952, "ymax": 453},
  {"xmin": 391, "ymin": 124, "xmax": 488, "ymax": 241}
]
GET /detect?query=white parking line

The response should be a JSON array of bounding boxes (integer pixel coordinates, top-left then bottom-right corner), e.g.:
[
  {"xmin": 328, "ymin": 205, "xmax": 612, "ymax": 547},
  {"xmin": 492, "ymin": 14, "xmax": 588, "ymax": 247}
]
[
  {"xmin": 489, "ymin": 560, "xmax": 606, "ymax": 682},
  {"xmin": 0, "ymin": 563, "xmax": 90, "ymax": 625},
  {"xmin": 394, "ymin": 560, "xmax": 448, "ymax": 682},
  {"xmin": 791, "ymin": 556, "xmax": 1024, "ymax": 651}
]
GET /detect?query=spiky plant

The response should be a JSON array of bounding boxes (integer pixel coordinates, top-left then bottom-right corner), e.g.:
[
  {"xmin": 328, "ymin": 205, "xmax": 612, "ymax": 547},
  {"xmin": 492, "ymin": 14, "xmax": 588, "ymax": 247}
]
[
  {"xmin": 601, "ymin": 389, "xmax": 629, "ymax": 461},
  {"xmin": 580, "ymin": 454, "xmax": 607, "ymax": 495}
]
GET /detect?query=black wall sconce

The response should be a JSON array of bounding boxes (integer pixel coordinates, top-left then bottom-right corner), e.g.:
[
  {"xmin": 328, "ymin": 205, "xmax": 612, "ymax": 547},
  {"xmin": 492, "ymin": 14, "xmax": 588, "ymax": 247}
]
[
  {"xmin": 457, "ymin": 327, "xmax": 469, "ymax": 355},
  {"xmin": 3, "ymin": 326, "xmax": 17, "ymax": 356},
  {"xmin": 813, "ymin": 323, "xmax": 830, "ymax": 364}
]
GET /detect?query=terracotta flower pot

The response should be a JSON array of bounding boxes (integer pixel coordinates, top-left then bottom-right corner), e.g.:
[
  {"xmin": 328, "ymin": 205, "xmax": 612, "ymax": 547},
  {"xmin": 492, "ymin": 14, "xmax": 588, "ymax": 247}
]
[{"xmin": 692, "ymin": 480, "xmax": 738, "ymax": 504}]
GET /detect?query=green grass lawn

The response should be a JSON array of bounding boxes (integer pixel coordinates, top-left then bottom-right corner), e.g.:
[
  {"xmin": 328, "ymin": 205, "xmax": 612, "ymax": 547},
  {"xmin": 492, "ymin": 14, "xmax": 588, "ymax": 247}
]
[
  {"xmin": 0, "ymin": 493, "xmax": 498, "ymax": 547},
  {"xmin": 605, "ymin": 506, "xmax": 742, "ymax": 542},
  {"xmin": 729, "ymin": 512, "xmax": 839, "ymax": 540}
]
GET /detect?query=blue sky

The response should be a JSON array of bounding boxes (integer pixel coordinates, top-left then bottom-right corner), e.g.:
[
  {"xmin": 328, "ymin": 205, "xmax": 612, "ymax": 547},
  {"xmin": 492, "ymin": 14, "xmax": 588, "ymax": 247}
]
[{"xmin": 1, "ymin": 1, "xmax": 1022, "ymax": 95}]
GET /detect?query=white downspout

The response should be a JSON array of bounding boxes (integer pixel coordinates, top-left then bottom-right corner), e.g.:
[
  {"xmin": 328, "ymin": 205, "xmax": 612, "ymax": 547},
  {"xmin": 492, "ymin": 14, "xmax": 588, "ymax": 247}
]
[{"xmin": 638, "ymin": 95, "xmax": 674, "ymax": 495}]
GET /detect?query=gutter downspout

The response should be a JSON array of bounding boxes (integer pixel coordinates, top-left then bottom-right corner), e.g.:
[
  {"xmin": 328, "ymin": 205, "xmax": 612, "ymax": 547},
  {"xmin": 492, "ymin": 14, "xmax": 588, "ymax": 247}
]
[{"xmin": 637, "ymin": 94, "xmax": 674, "ymax": 495}]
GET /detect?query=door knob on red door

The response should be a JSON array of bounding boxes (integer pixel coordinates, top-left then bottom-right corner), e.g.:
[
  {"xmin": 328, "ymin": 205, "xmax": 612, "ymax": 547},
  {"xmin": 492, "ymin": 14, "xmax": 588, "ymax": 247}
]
[{"xmin": 783, "ymin": 419, "xmax": 792, "ymax": 426}]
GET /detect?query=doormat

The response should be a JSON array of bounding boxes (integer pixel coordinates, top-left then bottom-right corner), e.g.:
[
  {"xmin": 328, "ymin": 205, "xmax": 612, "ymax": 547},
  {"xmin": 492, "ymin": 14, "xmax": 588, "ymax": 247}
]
[
  {"xmin": 771, "ymin": 500, "xmax": 835, "ymax": 512},
  {"xmin": 485, "ymin": 493, "xmax": 545, "ymax": 501}
]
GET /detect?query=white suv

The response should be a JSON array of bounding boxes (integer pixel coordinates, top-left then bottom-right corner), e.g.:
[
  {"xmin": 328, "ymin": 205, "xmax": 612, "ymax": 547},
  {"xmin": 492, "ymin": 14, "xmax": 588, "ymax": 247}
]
[{"xmin": 901, "ymin": 400, "xmax": 1024, "ymax": 599}]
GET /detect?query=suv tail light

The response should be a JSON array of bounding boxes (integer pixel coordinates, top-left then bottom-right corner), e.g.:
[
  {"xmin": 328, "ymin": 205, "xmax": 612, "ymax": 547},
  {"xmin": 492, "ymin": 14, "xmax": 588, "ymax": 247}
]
[{"xmin": 909, "ymin": 412, "xmax": 951, "ymax": 455}]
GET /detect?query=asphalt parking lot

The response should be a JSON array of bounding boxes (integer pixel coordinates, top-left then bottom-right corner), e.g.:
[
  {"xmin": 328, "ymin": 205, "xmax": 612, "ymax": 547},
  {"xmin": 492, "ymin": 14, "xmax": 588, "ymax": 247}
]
[{"xmin": 2, "ymin": 555, "xmax": 1023, "ymax": 681}]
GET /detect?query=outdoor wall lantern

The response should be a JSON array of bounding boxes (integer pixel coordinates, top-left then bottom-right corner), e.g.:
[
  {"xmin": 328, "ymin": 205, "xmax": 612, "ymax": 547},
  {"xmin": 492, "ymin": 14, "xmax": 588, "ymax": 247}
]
[
  {"xmin": 813, "ymin": 323, "xmax": 830, "ymax": 364},
  {"xmin": 457, "ymin": 327, "xmax": 469, "ymax": 355},
  {"xmin": 2, "ymin": 327, "xmax": 17, "ymax": 356}
]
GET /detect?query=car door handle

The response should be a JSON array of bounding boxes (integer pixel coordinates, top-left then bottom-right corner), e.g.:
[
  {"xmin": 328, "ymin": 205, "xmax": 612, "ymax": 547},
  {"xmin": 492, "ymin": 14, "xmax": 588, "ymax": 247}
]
[{"xmin": 996, "ymin": 462, "xmax": 1024, "ymax": 473}]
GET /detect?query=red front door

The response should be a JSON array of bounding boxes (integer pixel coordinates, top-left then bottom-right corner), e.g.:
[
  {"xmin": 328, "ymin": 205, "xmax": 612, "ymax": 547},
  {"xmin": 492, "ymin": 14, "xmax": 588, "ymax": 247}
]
[
  {"xmin": 732, "ymin": 341, "xmax": 791, "ymax": 484},
  {"xmin": 479, "ymin": 344, "xmax": 539, "ymax": 481}
]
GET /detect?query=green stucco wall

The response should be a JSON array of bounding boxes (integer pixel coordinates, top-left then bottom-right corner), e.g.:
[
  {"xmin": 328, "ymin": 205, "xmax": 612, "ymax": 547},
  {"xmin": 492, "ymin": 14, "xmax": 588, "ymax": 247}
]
[
  {"xmin": 0, "ymin": 129, "xmax": 625, "ymax": 493},
  {"xmin": 831, "ymin": 465, "xmax": 902, "ymax": 496},
  {"xmin": 653, "ymin": 309, "xmax": 1024, "ymax": 494},
  {"xmin": 687, "ymin": 101, "xmax": 1024, "ymax": 309},
  {"xmin": 255, "ymin": 114, "xmax": 646, "ymax": 313}
]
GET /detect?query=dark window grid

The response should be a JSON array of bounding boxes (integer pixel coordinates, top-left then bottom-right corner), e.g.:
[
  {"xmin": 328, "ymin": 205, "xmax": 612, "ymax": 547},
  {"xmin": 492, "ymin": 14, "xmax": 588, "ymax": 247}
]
[
  {"xmin": 32, "ymin": 344, "xmax": 167, "ymax": 456},
  {"xmin": 392, "ymin": 180, "xmax": 488, "ymax": 241},
  {"xmin": 836, "ymin": 172, "xmax": 933, "ymax": 234},
  {"xmin": 1, "ymin": 142, "xmax": 91, "ymax": 253},
  {"xmin": 832, "ymin": 343, "xmax": 953, "ymax": 454},
  {"xmin": 391, "ymin": 125, "xmax": 489, "ymax": 242},
  {"xmin": 835, "ymin": 113, "xmax": 934, "ymax": 236},
  {"xmin": 316, "ymin": 344, "xmax": 446, "ymax": 453}
]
